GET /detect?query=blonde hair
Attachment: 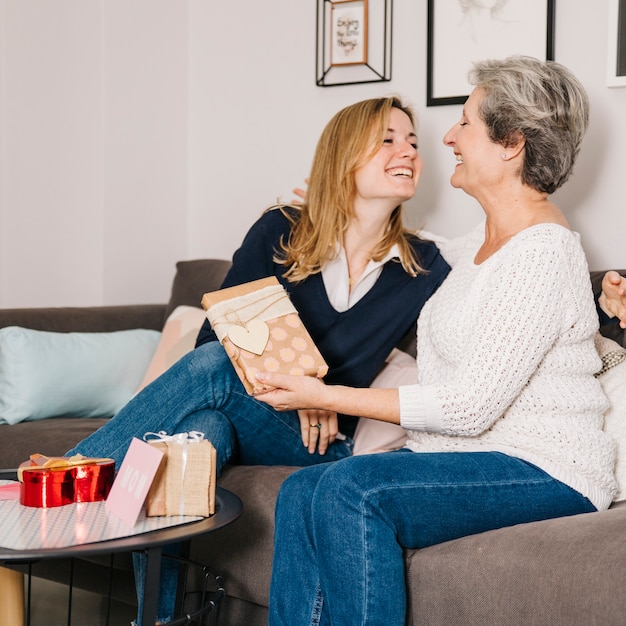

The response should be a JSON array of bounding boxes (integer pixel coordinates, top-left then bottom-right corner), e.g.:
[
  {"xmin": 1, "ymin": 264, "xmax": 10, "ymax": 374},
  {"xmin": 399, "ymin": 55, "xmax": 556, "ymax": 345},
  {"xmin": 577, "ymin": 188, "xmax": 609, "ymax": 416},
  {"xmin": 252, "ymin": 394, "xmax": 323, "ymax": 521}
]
[{"xmin": 277, "ymin": 96, "xmax": 425, "ymax": 282}]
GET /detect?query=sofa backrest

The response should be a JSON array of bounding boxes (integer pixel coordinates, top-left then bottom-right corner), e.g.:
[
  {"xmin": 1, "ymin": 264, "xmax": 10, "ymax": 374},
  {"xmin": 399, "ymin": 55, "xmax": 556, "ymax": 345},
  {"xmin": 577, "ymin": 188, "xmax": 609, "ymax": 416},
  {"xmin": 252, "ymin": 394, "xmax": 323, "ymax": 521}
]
[
  {"xmin": 0, "ymin": 304, "xmax": 166, "ymax": 333},
  {"xmin": 163, "ymin": 259, "xmax": 232, "ymax": 321},
  {"xmin": 1, "ymin": 262, "xmax": 623, "ymax": 351}
]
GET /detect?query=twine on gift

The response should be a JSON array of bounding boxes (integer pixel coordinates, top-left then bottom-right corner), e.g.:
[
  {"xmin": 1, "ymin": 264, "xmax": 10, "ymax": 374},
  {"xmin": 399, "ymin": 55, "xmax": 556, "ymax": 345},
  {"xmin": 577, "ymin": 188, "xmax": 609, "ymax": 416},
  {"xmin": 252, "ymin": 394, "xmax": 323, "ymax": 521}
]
[
  {"xmin": 206, "ymin": 284, "xmax": 294, "ymax": 344},
  {"xmin": 144, "ymin": 431, "xmax": 205, "ymax": 515}
]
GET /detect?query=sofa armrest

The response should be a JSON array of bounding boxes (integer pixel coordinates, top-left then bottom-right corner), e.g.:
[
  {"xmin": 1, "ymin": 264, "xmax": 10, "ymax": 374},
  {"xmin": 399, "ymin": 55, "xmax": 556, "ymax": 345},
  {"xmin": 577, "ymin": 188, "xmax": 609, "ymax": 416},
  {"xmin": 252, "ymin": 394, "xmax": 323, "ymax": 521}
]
[{"xmin": 0, "ymin": 304, "xmax": 166, "ymax": 334}]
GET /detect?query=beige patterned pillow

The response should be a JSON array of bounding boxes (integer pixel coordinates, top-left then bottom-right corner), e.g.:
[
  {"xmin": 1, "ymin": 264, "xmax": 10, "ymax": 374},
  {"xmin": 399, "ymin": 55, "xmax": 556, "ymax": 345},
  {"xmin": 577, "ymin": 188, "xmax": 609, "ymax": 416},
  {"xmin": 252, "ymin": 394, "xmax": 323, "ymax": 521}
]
[
  {"xmin": 136, "ymin": 306, "xmax": 206, "ymax": 392},
  {"xmin": 595, "ymin": 333, "xmax": 626, "ymax": 501}
]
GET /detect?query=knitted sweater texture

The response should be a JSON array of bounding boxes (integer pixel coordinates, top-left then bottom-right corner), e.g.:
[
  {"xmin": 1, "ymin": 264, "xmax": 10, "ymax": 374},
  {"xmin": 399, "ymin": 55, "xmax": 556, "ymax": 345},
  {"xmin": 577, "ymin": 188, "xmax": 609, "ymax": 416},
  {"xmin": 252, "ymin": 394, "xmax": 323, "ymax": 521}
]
[{"xmin": 400, "ymin": 223, "xmax": 617, "ymax": 510}]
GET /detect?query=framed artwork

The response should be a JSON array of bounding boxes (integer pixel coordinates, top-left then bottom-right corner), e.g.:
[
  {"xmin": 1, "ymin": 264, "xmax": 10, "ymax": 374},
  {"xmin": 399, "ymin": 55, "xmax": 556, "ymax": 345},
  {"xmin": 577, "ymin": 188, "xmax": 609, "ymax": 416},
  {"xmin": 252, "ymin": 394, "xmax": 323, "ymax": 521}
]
[
  {"xmin": 427, "ymin": 0, "xmax": 555, "ymax": 106},
  {"xmin": 607, "ymin": 0, "xmax": 626, "ymax": 87},
  {"xmin": 331, "ymin": 0, "xmax": 368, "ymax": 66},
  {"xmin": 316, "ymin": 0, "xmax": 392, "ymax": 87}
]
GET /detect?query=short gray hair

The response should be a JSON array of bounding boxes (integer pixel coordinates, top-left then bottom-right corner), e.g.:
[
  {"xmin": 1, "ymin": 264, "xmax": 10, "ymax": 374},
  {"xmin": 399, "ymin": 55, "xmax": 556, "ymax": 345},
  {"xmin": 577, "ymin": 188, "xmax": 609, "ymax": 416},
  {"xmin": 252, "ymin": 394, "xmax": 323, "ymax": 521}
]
[{"xmin": 468, "ymin": 56, "xmax": 589, "ymax": 194}]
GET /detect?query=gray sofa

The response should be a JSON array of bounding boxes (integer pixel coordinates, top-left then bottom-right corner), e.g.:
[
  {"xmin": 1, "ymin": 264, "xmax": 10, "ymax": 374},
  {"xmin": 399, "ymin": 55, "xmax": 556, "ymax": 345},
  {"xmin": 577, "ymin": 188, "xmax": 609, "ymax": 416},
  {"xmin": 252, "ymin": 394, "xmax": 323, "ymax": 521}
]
[{"xmin": 1, "ymin": 259, "xmax": 625, "ymax": 625}]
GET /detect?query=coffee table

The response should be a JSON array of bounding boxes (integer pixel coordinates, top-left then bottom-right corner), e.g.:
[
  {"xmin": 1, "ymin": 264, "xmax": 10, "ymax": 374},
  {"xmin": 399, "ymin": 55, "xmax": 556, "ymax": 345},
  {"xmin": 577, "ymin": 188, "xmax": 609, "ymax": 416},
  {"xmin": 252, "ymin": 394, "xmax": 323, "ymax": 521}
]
[{"xmin": 0, "ymin": 484, "xmax": 242, "ymax": 626}]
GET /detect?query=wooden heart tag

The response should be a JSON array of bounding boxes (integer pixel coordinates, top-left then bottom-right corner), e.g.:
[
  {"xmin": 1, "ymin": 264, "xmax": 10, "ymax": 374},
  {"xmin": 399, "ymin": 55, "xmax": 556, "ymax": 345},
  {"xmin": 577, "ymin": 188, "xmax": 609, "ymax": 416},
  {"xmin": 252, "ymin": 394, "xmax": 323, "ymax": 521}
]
[{"xmin": 227, "ymin": 319, "xmax": 270, "ymax": 355}]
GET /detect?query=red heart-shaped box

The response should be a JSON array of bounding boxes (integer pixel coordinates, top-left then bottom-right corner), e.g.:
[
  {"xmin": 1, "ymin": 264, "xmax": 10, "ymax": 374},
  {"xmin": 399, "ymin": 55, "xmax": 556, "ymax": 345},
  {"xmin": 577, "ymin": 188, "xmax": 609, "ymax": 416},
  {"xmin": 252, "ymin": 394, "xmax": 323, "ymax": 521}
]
[{"xmin": 18, "ymin": 454, "xmax": 115, "ymax": 508}]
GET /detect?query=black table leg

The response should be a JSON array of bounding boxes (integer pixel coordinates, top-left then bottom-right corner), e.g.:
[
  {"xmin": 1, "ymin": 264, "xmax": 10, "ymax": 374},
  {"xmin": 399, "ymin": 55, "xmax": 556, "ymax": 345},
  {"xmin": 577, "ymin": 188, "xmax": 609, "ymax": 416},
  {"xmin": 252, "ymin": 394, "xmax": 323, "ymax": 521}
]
[{"xmin": 142, "ymin": 546, "xmax": 162, "ymax": 626}]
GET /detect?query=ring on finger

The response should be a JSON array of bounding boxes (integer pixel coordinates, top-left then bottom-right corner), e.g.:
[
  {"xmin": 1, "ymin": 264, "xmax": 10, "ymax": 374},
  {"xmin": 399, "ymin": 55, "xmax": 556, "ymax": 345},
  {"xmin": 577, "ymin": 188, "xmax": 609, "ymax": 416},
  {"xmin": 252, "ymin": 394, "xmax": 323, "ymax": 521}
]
[{"xmin": 310, "ymin": 423, "xmax": 322, "ymax": 429}]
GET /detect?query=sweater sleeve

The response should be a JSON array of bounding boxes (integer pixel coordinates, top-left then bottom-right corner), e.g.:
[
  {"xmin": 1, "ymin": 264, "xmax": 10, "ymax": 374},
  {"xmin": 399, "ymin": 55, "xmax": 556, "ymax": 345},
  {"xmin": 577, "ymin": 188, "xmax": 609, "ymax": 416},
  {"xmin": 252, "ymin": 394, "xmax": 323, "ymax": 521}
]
[{"xmin": 400, "ymin": 231, "xmax": 585, "ymax": 435}]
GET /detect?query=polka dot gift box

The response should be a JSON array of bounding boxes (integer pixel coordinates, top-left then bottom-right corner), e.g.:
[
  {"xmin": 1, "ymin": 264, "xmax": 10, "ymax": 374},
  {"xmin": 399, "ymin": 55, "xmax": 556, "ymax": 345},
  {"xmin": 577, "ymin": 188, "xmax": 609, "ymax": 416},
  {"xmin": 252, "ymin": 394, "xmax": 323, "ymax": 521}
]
[{"xmin": 202, "ymin": 277, "xmax": 328, "ymax": 395}]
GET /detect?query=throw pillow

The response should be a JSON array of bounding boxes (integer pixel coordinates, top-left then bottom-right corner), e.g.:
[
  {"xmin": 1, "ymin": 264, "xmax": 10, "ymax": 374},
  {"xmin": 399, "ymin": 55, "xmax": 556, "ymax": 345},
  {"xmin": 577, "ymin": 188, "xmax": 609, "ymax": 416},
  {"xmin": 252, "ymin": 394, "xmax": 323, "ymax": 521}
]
[
  {"xmin": 137, "ymin": 306, "xmax": 207, "ymax": 391},
  {"xmin": 0, "ymin": 326, "xmax": 160, "ymax": 425},
  {"xmin": 352, "ymin": 349, "xmax": 413, "ymax": 455},
  {"xmin": 595, "ymin": 333, "xmax": 626, "ymax": 501}
]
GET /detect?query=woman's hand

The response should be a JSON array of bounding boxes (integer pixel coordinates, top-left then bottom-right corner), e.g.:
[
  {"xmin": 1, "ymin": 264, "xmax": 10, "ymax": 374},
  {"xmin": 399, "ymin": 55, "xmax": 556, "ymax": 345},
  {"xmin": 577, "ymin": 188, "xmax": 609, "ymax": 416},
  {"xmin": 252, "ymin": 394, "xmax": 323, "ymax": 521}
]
[
  {"xmin": 290, "ymin": 178, "xmax": 309, "ymax": 206},
  {"xmin": 256, "ymin": 371, "xmax": 402, "ymax": 426},
  {"xmin": 599, "ymin": 271, "xmax": 626, "ymax": 328},
  {"xmin": 255, "ymin": 372, "xmax": 327, "ymax": 412},
  {"xmin": 297, "ymin": 409, "xmax": 339, "ymax": 455},
  {"xmin": 255, "ymin": 372, "xmax": 335, "ymax": 454}
]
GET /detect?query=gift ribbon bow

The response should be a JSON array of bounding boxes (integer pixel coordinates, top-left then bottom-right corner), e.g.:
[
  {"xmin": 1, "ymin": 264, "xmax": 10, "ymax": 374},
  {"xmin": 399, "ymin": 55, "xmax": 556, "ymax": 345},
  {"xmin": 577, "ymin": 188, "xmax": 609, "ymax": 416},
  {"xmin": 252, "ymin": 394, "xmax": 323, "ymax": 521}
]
[
  {"xmin": 143, "ymin": 431, "xmax": 205, "ymax": 514},
  {"xmin": 18, "ymin": 453, "xmax": 114, "ymax": 482},
  {"xmin": 143, "ymin": 431, "xmax": 205, "ymax": 444},
  {"xmin": 206, "ymin": 284, "xmax": 294, "ymax": 355}
]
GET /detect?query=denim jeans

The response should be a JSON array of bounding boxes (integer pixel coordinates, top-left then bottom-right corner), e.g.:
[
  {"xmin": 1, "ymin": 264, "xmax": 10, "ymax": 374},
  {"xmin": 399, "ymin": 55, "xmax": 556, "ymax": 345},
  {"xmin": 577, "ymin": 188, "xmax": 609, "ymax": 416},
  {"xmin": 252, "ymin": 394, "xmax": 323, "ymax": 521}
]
[
  {"xmin": 66, "ymin": 341, "xmax": 353, "ymax": 472},
  {"xmin": 66, "ymin": 341, "xmax": 353, "ymax": 623},
  {"xmin": 269, "ymin": 449, "xmax": 596, "ymax": 626}
]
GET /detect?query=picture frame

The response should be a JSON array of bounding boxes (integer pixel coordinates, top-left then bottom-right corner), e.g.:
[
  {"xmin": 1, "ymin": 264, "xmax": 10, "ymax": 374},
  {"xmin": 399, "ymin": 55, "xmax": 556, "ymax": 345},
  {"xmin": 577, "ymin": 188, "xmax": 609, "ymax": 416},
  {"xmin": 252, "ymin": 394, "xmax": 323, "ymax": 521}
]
[
  {"xmin": 316, "ymin": 0, "xmax": 392, "ymax": 87},
  {"xmin": 607, "ymin": 0, "xmax": 626, "ymax": 87},
  {"xmin": 427, "ymin": 0, "xmax": 555, "ymax": 106},
  {"xmin": 331, "ymin": 0, "xmax": 368, "ymax": 66}
]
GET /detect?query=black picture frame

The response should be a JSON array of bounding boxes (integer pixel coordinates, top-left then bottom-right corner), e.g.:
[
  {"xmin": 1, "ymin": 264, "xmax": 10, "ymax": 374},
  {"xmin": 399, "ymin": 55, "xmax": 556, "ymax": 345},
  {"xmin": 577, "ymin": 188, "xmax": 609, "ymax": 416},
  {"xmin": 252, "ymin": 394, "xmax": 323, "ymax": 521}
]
[
  {"xmin": 427, "ymin": 0, "xmax": 555, "ymax": 106},
  {"xmin": 607, "ymin": 0, "xmax": 626, "ymax": 87},
  {"xmin": 330, "ymin": 0, "xmax": 369, "ymax": 67},
  {"xmin": 316, "ymin": 0, "xmax": 392, "ymax": 87}
]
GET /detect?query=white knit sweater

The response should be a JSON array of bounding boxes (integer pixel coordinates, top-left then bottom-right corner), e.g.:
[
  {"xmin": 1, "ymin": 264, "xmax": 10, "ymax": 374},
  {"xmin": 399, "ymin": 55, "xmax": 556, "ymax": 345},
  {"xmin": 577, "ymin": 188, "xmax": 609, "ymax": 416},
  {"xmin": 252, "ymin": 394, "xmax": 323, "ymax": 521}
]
[{"xmin": 400, "ymin": 223, "xmax": 618, "ymax": 510}]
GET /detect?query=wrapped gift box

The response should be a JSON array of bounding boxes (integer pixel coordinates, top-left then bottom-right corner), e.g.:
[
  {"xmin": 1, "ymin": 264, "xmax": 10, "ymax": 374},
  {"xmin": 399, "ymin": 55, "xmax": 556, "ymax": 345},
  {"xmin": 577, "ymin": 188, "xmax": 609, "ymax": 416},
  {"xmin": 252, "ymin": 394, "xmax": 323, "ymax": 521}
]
[
  {"xmin": 145, "ymin": 432, "xmax": 216, "ymax": 517},
  {"xmin": 18, "ymin": 453, "xmax": 115, "ymax": 508},
  {"xmin": 201, "ymin": 276, "xmax": 328, "ymax": 395}
]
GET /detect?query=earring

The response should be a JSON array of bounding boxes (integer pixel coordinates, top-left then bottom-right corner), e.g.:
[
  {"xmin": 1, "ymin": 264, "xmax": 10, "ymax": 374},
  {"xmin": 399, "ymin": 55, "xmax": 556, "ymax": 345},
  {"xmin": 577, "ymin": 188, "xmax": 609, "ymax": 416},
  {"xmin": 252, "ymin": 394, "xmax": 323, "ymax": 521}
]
[{"xmin": 500, "ymin": 153, "xmax": 507, "ymax": 159}]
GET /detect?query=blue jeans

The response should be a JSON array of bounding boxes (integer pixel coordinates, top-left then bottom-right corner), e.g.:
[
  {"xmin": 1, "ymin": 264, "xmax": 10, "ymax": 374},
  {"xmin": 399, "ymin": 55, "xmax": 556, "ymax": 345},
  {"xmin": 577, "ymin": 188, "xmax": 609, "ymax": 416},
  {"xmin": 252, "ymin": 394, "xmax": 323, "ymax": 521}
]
[
  {"xmin": 66, "ymin": 341, "xmax": 353, "ymax": 624},
  {"xmin": 66, "ymin": 341, "xmax": 353, "ymax": 472},
  {"xmin": 269, "ymin": 449, "xmax": 596, "ymax": 626}
]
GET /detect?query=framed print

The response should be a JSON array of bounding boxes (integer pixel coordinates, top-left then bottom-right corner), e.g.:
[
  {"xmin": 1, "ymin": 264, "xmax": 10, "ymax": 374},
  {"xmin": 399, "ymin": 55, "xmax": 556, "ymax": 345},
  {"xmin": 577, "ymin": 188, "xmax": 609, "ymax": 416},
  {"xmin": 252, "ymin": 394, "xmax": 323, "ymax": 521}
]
[
  {"xmin": 331, "ymin": 0, "xmax": 368, "ymax": 66},
  {"xmin": 427, "ymin": 0, "xmax": 555, "ymax": 106},
  {"xmin": 607, "ymin": 0, "xmax": 626, "ymax": 87},
  {"xmin": 316, "ymin": 0, "xmax": 392, "ymax": 87}
]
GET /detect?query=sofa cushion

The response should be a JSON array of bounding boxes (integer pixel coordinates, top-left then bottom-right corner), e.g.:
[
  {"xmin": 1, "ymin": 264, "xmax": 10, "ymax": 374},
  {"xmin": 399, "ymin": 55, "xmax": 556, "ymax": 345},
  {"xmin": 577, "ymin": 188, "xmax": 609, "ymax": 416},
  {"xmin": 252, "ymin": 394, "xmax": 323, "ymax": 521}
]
[
  {"xmin": 0, "ymin": 418, "xmax": 109, "ymax": 470},
  {"xmin": 137, "ymin": 305, "xmax": 207, "ymax": 390},
  {"xmin": 353, "ymin": 348, "xmax": 412, "ymax": 454},
  {"xmin": 0, "ymin": 327, "xmax": 160, "ymax": 425},
  {"xmin": 193, "ymin": 465, "xmax": 298, "ymax": 609},
  {"xmin": 404, "ymin": 501, "xmax": 626, "ymax": 625},
  {"xmin": 164, "ymin": 259, "xmax": 231, "ymax": 321}
]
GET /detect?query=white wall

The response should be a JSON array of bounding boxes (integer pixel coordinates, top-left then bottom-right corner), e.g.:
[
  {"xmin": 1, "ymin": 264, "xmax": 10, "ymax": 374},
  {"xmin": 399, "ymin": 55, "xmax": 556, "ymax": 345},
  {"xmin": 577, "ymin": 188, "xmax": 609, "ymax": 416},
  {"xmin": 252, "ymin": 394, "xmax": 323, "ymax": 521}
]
[
  {"xmin": 0, "ymin": 0, "xmax": 189, "ymax": 307},
  {"xmin": 1, "ymin": 0, "xmax": 625, "ymax": 308}
]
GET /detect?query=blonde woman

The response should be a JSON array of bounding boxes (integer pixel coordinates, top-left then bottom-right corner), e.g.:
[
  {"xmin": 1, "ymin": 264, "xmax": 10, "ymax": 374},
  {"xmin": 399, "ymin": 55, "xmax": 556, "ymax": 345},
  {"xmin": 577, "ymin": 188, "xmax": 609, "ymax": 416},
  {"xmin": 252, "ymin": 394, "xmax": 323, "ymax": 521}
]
[{"xmin": 67, "ymin": 96, "xmax": 450, "ymax": 624}]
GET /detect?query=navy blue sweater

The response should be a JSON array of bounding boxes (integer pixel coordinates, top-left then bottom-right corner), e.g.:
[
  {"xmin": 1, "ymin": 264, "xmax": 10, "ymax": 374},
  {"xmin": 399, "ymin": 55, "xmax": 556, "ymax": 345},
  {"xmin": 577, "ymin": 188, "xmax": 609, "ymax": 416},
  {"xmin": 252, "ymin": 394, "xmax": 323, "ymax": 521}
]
[{"xmin": 196, "ymin": 208, "xmax": 450, "ymax": 434}]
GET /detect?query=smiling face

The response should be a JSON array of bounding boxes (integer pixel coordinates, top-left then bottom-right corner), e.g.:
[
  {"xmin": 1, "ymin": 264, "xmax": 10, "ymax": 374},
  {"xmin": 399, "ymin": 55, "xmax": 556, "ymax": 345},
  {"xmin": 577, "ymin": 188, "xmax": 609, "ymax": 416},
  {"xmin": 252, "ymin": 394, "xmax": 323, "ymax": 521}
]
[
  {"xmin": 353, "ymin": 107, "xmax": 422, "ymax": 208},
  {"xmin": 442, "ymin": 87, "xmax": 505, "ymax": 198}
]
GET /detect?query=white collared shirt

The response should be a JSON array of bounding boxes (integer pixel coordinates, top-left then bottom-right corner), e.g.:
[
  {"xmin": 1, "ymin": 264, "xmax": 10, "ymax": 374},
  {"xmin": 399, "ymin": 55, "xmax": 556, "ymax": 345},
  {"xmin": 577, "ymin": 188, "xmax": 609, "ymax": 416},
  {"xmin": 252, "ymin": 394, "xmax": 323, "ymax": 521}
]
[{"xmin": 321, "ymin": 244, "xmax": 401, "ymax": 312}]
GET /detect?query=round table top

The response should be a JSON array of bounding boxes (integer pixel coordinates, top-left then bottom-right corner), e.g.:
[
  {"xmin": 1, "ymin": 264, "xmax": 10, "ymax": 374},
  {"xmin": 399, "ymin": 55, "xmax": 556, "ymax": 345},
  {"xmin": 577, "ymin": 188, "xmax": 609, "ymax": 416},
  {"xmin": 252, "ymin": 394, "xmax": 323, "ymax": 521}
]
[{"xmin": 0, "ymin": 486, "xmax": 242, "ymax": 562}]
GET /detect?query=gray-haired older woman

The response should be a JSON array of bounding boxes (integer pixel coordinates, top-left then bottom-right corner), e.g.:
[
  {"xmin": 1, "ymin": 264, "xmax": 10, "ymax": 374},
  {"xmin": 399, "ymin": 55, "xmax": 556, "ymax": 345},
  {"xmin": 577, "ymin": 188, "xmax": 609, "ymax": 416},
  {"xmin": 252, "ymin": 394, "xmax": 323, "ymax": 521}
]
[{"xmin": 258, "ymin": 56, "xmax": 618, "ymax": 626}]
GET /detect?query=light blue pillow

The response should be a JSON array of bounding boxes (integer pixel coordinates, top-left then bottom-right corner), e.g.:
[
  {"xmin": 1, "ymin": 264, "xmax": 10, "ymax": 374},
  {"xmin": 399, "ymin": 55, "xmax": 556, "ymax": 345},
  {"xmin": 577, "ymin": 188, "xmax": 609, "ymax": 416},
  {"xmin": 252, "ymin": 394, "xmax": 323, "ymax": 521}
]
[{"xmin": 0, "ymin": 326, "xmax": 161, "ymax": 425}]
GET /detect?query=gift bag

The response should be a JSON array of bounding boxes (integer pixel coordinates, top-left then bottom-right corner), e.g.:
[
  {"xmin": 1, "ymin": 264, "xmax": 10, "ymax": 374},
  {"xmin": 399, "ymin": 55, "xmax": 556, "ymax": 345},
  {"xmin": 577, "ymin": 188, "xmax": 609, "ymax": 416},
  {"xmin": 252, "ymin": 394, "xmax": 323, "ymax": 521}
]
[
  {"xmin": 201, "ymin": 276, "xmax": 328, "ymax": 395},
  {"xmin": 144, "ymin": 432, "xmax": 216, "ymax": 517}
]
